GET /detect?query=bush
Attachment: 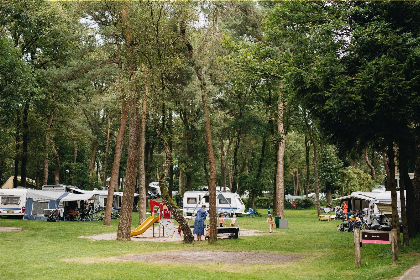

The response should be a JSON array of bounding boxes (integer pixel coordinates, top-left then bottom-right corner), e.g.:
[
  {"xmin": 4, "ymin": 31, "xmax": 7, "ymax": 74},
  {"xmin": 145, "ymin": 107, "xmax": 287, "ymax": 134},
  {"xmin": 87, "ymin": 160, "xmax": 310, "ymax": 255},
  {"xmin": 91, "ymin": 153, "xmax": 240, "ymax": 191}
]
[{"xmin": 243, "ymin": 197, "xmax": 273, "ymax": 209}]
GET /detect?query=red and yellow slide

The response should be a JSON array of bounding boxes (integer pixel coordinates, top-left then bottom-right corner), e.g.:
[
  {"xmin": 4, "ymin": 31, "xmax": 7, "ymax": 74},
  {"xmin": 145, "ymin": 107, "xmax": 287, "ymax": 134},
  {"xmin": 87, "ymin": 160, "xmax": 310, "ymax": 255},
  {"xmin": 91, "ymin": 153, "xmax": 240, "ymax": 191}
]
[{"xmin": 130, "ymin": 215, "xmax": 160, "ymax": 237}]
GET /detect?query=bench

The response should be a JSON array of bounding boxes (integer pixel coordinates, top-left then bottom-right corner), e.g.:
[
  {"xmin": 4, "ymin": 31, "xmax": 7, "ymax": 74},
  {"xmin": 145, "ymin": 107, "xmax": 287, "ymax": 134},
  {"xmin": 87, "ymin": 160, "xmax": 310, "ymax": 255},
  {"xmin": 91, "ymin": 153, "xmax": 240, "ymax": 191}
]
[
  {"xmin": 217, "ymin": 227, "xmax": 240, "ymax": 239},
  {"xmin": 319, "ymin": 215, "xmax": 331, "ymax": 221}
]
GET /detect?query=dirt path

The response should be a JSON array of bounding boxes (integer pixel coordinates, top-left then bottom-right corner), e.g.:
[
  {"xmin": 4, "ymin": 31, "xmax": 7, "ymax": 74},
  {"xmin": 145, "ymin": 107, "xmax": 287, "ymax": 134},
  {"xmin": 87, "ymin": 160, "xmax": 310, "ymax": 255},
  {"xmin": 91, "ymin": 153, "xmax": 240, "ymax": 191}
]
[
  {"xmin": 81, "ymin": 227, "xmax": 262, "ymax": 242},
  {"xmin": 117, "ymin": 250, "xmax": 303, "ymax": 264},
  {"xmin": 0, "ymin": 227, "xmax": 23, "ymax": 232}
]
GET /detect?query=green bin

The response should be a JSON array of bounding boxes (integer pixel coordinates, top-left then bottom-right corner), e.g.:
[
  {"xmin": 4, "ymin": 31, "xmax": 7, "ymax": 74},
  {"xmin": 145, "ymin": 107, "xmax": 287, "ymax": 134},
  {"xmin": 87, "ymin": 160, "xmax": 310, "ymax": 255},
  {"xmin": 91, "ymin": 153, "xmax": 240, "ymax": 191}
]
[{"xmin": 275, "ymin": 216, "xmax": 281, "ymax": 228}]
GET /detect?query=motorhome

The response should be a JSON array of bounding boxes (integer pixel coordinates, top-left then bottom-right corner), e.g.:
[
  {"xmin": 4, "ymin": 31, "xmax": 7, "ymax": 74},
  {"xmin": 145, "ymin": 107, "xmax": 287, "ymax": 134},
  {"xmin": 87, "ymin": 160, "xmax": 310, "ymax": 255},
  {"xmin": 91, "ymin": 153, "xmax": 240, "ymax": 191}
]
[
  {"xmin": 182, "ymin": 191, "xmax": 246, "ymax": 216},
  {"xmin": 0, "ymin": 189, "xmax": 27, "ymax": 218}
]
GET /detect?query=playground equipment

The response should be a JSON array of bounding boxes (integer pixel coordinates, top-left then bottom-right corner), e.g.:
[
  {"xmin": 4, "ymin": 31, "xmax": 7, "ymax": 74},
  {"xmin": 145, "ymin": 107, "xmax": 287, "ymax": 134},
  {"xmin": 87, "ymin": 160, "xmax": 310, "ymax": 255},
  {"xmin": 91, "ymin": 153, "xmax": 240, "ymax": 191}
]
[{"xmin": 130, "ymin": 199, "xmax": 181, "ymax": 238}]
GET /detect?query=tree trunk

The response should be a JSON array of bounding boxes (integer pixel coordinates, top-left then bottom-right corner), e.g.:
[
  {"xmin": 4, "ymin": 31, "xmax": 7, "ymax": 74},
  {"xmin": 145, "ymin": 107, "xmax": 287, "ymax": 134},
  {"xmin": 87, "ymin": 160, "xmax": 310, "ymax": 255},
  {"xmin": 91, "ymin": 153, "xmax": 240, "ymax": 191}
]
[
  {"xmin": 305, "ymin": 135, "xmax": 310, "ymax": 198},
  {"xmin": 117, "ymin": 95, "xmax": 140, "ymax": 240},
  {"xmin": 364, "ymin": 149, "xmax": 376, "ymax": 180},
  {"xmin": 53, "ymin": 143, "xmax": 60, "ymax": 184},
  {"xmin": 71, "ymin": 141, "xmax": 77, "ymax": 184},
  {"xmin": 399, "ymin": 146, "xmax": 409, "ymax": 246},
  {"xmin": 14, "ymin": 111, "xmax": 20, "ymax": 188},
  {"xmin": 21, "ymin": 103, "xmax": 29, "ymax": 188},
  {"xmin": 275, "ymin": 96, "xmax": 286, "ymax": 219},
  {"xmin": 179, "ymin": 169, "xmax": 184, "ymax": 196},
  {"xmin": 312, "ymin": 140, "xmax": 321, "ymax": 216},
  {"xmin": 382, "ymin": 152, "xmax": 391, "ymax": 191},
  {"xmin": 117, "ymin": 4, "xmax": 140, "ymax": 241},
  {"xmin": 89, "ymin": 139, "xmax": 98, "ymax": 189},
  {"xmin": 202, "ymin": 89, "xmax": 217, "ymax": 243},
  {"xmin": 413, "ymin": 126, "xmax": 420, "ymax": 236},
  {"xmin": 168, "ymin": 110, "xmax": 173, "ymax": 198},
  {"xmin": 232, "ymin": 130, "xmax": 241, "ymax": 193},
  {"xmin": 386, "ymin": 140, "xmax": 401, "ymax": 250},
  {"xmin": 104, "ymin": 101, "xmax": 128, "ymax": 226},
  {"xmin": 159, "ymin": 134, "xmax": 194, "ymax": 243},
  {"xmin": 138, "ymin": 66, "xmax": 148, "ymax": 225},
  {"xmin": 182, "ymin": 23, "xmax": 217, "ymax": 242},
  {"xmin": 102, "ymin": 115, "xmax": 111, "ymax": 187},
  {"xmin": 304, "ymin": 113, "xmax": 320, "ymax": 216},
  {"xmin": 43, "ymin": 111, "xmax": 54, "ymax": 186},
  {"xmin": 326, "ymin": 182, "xmax": 332, "ymax": 206}
]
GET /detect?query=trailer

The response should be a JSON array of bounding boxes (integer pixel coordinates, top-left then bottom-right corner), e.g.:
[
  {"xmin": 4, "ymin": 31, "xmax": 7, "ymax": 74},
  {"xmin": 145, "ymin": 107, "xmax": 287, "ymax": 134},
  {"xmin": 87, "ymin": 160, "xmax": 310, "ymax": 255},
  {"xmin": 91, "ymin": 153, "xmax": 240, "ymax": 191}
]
[
  {"xmin": 182, "ymin": 191, "xmax": 246, "ymax": 216},
  {"xmin": 0, "ymin": 189, "xmax": 27, "ymax": 218}
]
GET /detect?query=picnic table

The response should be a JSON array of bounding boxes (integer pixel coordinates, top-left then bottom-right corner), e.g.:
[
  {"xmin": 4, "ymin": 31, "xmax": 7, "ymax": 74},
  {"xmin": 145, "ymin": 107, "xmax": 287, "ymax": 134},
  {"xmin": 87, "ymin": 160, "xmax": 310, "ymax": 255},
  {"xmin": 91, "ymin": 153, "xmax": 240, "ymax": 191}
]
[{"xmin": 318, "ymin": 215, "xmax": 331, "ymax": 221}]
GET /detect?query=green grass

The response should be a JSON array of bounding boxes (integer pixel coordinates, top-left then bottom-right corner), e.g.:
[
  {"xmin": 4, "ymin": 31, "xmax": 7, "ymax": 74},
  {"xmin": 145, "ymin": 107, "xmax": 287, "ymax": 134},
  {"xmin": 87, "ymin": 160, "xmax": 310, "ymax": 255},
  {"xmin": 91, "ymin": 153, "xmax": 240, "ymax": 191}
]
[{"xmin": 1, "ymin": 209, "xmax": 419, "ymax": 280}]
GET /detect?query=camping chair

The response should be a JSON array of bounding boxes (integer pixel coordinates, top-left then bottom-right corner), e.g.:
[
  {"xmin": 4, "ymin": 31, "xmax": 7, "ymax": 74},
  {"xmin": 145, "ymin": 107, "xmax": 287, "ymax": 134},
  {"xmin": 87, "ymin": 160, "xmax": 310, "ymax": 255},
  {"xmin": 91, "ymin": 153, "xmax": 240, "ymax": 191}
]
[{"xmin": 247, "ymin": 208, "xmax": 257, "ymax": 218}]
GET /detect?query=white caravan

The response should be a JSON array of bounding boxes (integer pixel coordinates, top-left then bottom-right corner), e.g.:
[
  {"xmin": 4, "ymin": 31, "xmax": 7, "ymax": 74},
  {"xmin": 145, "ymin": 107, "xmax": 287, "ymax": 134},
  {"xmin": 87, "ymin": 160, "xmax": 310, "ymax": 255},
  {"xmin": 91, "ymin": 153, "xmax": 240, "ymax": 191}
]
[
  {"xmin": 0, "ymin": 189, "xmax": 27, "ymax": 218},
  {"xmin": 182, "ymin": 191, "xmax": 246, "ymax": 216}
]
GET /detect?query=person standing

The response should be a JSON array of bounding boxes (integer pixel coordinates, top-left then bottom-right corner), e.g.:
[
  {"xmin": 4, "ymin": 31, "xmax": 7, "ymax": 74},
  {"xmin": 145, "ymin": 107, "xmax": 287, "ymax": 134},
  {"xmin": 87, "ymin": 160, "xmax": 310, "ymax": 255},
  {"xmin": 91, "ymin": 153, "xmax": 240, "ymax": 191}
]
[
  {"xmin": 193, "ymin": 205, "xmax": 207, "ymax": 241},
  {"xmin": 267, "ymin": 214, "xmax": 274, "ymax": 233},
  {"xmin": 343, "ymin": 201, "xmax": 348, "ymax": 220}
]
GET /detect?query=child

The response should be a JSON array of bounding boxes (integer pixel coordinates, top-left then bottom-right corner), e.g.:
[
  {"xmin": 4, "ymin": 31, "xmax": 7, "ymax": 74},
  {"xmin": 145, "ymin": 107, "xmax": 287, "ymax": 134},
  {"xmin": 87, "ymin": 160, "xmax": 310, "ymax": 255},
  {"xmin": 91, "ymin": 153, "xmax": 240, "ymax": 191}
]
[
  {"xmin": 219, "ymin": 214, "xmax": 225, "ymax": 227},
  {"xmin": 230, "ymin": 215, "xmax": 237, "ymax": 227},
  {"xmin": 267, "ymin": 214, "xmax": 274, "ymax": 233},
  {"xmin": 205, "ymin": 225, "xmax": 210, "ymax": 240}
]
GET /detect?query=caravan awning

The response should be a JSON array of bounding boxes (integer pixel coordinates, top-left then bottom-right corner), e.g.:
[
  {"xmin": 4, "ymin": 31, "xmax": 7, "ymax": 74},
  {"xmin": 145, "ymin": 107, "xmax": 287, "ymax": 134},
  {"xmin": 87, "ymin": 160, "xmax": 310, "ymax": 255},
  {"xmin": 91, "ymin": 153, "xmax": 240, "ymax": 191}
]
[
  {"xmin": 26, "ymin": 190, "xmax": 65, "ymax": 200},
  {"xmin": 60, "ymin": 193, "xmax": 95, "ymax": 202}
]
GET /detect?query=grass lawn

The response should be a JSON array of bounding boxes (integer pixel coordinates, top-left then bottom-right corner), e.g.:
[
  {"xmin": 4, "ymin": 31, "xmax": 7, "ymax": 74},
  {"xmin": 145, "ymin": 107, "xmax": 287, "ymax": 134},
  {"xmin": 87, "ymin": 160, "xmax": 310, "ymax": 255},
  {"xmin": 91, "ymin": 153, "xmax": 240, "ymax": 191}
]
[{"xmin": 1, "ymin": 209, "xmax": 419, "ymax": 280}]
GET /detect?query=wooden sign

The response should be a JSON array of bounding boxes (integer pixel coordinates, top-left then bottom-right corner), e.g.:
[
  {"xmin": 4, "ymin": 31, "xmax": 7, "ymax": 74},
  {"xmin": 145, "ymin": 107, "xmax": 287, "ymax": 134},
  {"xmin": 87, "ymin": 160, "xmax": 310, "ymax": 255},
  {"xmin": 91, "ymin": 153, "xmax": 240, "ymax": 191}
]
[
  {"xmin": 354, "ymin": 229, "xmax": 397, "ymax": 267},
  {"xmin": 361, "ymin": 231, "xmax": 390, "ymax": 244}
]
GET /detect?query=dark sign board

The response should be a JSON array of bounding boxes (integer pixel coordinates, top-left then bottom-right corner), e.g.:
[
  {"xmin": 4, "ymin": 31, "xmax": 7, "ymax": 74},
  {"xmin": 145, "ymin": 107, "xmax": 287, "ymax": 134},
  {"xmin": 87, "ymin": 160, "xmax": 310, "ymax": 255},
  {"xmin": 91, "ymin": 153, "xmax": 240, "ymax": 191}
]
[{"xmin": 361, "ymin": 231, "xmax": 390, "ymax": 244}]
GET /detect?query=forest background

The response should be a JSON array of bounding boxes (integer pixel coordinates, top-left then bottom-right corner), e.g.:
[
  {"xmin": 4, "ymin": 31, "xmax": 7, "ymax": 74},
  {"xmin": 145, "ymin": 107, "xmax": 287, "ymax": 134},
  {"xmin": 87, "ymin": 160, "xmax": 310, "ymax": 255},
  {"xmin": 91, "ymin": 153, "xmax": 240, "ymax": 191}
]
[{"xmin": 1, "ymin": 1, "xmax": 420, "ymax": 243}]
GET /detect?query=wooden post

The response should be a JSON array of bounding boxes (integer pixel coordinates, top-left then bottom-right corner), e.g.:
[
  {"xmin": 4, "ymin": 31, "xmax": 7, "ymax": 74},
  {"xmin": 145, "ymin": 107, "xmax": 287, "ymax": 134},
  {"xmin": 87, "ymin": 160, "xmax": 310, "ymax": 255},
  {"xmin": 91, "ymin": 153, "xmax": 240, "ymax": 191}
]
[
  {"xmin": 354, "ymin": 228, "xmax": 361, "ymax": 267},
  {"xmin": 391, "ymin": 229, "xmax": 398, "ymax": 264}
]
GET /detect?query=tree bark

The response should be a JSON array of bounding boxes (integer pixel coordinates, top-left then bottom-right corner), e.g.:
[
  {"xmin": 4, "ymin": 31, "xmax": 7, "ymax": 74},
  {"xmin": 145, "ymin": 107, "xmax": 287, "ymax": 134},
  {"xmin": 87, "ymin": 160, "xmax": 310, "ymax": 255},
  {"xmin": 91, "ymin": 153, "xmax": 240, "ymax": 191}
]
[
  {"xmin": 326, "ymin": 182, "xmax": 332, "ymax": 206},
  {"xmin": 89, "ymin": 139, "xmax": 98, "ymax": 189},
  {"xmin": 102, "ymin": 115, "xmax": 111, "ymax": 188},
  {"xmin": 43, "ymin": 111, "xmax": 54, "ymax": 186},
  {"xmin": 71, "ymin": 141, "xmax": 77, "ymax": 185},
  {"xmin": 138, "ymin": 66, "xmax": 148, "ymax": 225},
  {"xmin": 103, "ymin": 100, "xmax": 127, "ymax": 225},
  {"xmin": 312, "ymin": 139, "xmax": 321, "ymax": 216},
  {"xmin": 52, "ymin": 143, "xmax": 60, "ymax": 184},
  {"xmin": 181, "ymin": 23, "xmax": 217, "ymax": 243},
  {"xmin": 14, "ymin": 111, "xmax": 20, "ymax": 188},
  {"xmin": 305, "ymin": 135, "xmax": 310, "ymax": 198},
  {"xmin": 232, "ymin": 129, "xmax": 241, "ymax": 193},
  {"xmin": 382, "ymin": 152, "xmax": 391, "ymax": 191},
  {"xmin": 275, "ymin": 95, "xmax": 286, "ymax": 219},
  {"xmin": 364, "ymin": 149, "xmax": 376, "ymax": 180},
  {"xmin": 386, "ymin": 140, "xmax": 401, "ymax": 249},
  {"xmin": 159, "ymin": 134, "xmax": 194, "ymax": 243},
  {"xmin": 399, "ymin": 146, "xmax": 409, "ymax": 246},
  {"xmin": 117, "ymin": 4, "xmax": 140, "ymax": 241},
  {"xmin": 413, "ymin": 126, "xmax": 420, "ymax": 236},
  {"xmin": 304, "ymin": 113, "xmax": 320, "ymax": 216},
  {"xmin": 21, "ymin": 103, "xmax": 29, "ymax": 188},
  {"xmin": 117, "ymin": 94, "xmax": 140, "ymax": 241}
]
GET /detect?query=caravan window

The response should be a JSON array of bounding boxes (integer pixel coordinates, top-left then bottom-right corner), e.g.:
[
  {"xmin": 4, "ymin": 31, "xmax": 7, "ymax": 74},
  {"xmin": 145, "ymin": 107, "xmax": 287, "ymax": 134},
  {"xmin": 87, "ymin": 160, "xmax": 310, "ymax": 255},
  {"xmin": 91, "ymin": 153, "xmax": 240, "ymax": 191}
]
[
  {"xmin": 204, "ymin": 196, "xmax": 210, "ymax": 203},
  {"xmin": 187, "ymin": 197, "xmax": 197, "ymax": 204},
  {"xmin": 1, "ymin": 196, "xmax": 20, "ymax": 205},
  {"xmin": 219, "ymin": 198, "xmax": 231, "ymax": 204}
]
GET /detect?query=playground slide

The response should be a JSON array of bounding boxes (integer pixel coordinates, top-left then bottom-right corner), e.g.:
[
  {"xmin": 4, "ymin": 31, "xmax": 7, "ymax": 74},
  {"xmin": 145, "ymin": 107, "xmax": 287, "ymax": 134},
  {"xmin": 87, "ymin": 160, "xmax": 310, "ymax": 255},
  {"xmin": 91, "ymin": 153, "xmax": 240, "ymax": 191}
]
[{"xmin": 130, "ymin": 215, "xmax": 160, "ymax": 237}]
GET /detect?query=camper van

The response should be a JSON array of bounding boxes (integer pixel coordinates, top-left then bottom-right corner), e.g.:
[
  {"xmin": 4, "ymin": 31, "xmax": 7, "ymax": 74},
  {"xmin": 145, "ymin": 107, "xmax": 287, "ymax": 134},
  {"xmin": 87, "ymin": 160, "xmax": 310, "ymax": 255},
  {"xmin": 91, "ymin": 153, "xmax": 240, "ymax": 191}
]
[
  {"xmin": 0, "ymin": 189, "xmax": 27, "ymax": 218},
  {"xmin": 182, "ymin": 191, "xmax": 246, "ymax": 216}
]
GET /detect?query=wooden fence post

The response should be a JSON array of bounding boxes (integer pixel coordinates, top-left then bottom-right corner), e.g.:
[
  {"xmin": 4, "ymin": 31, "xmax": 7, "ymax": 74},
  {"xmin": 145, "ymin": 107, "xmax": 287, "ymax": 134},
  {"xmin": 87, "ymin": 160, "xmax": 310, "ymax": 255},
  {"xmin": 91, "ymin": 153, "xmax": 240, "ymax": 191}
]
[
  {"xmin": 391, "ymin": 229, "xmax": 398, "ymax": 264},
  {"xmin": 354, "ymin": 228, "xmax": 361, "ymax": 267}
]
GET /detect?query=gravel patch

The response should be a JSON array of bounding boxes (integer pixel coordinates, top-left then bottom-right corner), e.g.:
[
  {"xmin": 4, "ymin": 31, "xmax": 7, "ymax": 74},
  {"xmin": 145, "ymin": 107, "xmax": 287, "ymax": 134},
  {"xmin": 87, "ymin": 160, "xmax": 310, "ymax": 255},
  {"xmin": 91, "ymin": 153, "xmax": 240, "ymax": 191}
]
[
  {"xmin": 81, "ymin": 227, "xmax": 261, "ymax": 242},
  {"xmin": 0, "ymin": 227, "xmax": 23, "ymax": 232},
  {"xmin": 117, "ymin": 250, "xmax": 303, "ymax": 264}
]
